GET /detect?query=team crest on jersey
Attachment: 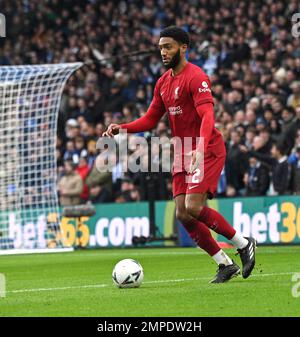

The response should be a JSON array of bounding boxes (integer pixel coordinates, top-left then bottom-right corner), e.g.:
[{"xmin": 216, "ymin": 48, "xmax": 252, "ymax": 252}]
[{"xmin": 174, "ymin": 86, "xmax": 180, "ymax": 99}]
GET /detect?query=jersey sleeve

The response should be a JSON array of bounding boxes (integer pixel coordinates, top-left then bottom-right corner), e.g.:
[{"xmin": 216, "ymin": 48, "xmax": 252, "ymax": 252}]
[
  {"xmin": 189, "ymin": 74, "xmax": 214, "ymax": 113},
  {"xmin": 197, "ymin": 102, "xmax": 215, "ymax": 153}
]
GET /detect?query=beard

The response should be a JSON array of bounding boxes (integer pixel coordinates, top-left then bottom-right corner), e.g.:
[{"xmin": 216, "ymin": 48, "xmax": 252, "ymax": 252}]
[{"xmin": 164, "ymin": 48, "xmax": 181, "ymax": 69}]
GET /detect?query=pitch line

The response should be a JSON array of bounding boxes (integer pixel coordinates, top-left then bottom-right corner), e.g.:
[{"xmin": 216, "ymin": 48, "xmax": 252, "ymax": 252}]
[
  {"xmin": 1, "ymin": 247, "xmax": 296, "ymax": 260},
  {"xmin": 7, "ymin": 272, "xmax": 296, "ymax": 294}
]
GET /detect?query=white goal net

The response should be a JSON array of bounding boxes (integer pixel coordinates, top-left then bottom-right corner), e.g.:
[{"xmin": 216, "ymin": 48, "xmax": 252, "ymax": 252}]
[{"xmin": 0, "ymin": 63, "xmax": 83, "ymax": 254}]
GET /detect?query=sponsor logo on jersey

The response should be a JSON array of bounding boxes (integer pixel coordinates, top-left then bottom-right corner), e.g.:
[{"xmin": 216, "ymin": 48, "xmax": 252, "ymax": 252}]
[
  {"xmin": 168, "ymin": 106, "xmax": 183, "ymax": 115},
  {"xmin": 198, "ymin": 81, "xmax": 211, "ymax": 93}
]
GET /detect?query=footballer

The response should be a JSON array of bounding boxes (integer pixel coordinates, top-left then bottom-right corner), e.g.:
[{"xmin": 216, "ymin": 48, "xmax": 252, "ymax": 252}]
[{"xmin": 103, "ymin": 26, "xmax": 256, "ymax": 283}]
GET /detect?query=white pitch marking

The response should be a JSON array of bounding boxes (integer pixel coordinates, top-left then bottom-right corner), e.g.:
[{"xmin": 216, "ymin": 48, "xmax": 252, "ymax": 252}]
[
  {"xmin": 8, "ymin": 284, "xmax": 108, "ymax": 293},
  {"xmin": 2, "ymin": 248, "xmax": 296, "ymax": 261},
  {"xmin": 7, "ymin": 272, "xmax": 296, "ymax": 294}
]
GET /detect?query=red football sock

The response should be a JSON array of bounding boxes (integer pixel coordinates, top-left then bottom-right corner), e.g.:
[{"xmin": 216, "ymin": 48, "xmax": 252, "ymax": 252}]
[
  {"xmin": 198, "ymin": 206, "xmax": 236, "ymax": 240},
  {"xmin": 183, "ymin": 218, "xmax": 221, "ymax": 256}
]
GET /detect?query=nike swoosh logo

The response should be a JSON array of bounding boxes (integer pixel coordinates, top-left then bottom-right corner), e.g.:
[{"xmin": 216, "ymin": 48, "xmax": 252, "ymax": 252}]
[
  {"xmin": 188, "ymin": 185, "xmax": 198, "ymax": 190},
  {"xmin": 160, "ymin": 92, "xmax": 164, "ymax": 96}
]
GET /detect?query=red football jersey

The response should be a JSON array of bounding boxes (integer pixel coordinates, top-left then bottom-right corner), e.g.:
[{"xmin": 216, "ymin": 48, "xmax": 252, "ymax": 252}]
[
  {"xmin": 150, "ymin": 62, "xmax": 222, "ymax": 151},
  {"xmin": 121, "ymin": 62, "xmax": 225, "ymax": 173}
]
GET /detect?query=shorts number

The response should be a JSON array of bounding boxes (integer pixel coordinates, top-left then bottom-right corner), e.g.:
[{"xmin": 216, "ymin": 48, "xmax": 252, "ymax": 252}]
[{"xmin": 192, "ymin": 169, "xmax": 201, "ymax": 183}]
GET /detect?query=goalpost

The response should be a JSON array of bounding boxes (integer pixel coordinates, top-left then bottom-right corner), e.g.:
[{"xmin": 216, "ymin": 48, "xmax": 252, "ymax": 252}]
[{"xmin": 0, "ymin": 63, "xmax": 83, "ymax": 255}]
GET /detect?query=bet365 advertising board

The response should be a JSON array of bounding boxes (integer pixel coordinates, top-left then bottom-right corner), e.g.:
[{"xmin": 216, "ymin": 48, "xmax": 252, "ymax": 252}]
[
  {"xmin": 3, "ymin": 196, "xmax": 300, "ymax": 248},
  {"xmin": 210, "ymin": 195, "xmax": 300, "ymax": 245}
]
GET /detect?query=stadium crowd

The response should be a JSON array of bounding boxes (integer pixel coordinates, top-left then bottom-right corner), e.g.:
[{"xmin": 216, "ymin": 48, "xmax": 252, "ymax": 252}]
[{"xmin": 1, "ymin": 0, "xmax": 300, "ymax": 205}]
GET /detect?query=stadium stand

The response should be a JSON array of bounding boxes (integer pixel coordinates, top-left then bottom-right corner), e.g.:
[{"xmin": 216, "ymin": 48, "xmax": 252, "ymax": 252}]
[{"xmin": 1, "ymin": 0, "xmax": 300, "ymax": 203}]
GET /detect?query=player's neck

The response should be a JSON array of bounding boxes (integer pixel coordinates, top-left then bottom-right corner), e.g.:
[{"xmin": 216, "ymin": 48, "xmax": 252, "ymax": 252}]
[{"xmin": 171, "ymin": 59, "xmax": 188, "ymax": 76}]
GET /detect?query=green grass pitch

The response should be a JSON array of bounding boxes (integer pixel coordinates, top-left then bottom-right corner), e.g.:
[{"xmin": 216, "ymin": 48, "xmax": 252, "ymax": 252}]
[{"xmin": 0, "ymin": 246, "xmax": 299, "ymax": 317}]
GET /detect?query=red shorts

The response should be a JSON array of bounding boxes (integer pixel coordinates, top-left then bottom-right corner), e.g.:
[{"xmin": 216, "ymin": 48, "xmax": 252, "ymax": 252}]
[{"xmin": 172, "ymin": 147, "xmax": 226, "ymax": 199}]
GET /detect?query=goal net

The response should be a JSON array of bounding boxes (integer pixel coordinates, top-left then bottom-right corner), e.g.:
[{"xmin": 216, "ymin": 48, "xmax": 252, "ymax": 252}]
[{"xmin": 0, "ymin": 63, "xmax": 83, "ymax": 254}]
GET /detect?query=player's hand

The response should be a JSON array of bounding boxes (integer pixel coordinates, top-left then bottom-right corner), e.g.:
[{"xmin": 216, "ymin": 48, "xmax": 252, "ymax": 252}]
[
  {"xmin": 188, "ymin": 150, "xmax": 204, "ymax": 174},
  {"xmin": 102, "ymin": 124, "xmax": 121, "ymax": 138}
]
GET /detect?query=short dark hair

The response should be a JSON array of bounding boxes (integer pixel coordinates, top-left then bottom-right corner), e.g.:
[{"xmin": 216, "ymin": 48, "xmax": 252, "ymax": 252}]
[
  {"xmin": 274, "ymin": 142, "xmax": 286, "ymax": 155},
  {"xmin": 159, "ymin": 26, "xmax": 190, "ymax": 47}
]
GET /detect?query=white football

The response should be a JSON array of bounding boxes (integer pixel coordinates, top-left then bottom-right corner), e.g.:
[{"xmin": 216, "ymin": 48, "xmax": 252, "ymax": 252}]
[{"xmin": 112, "ymin": 259, "xmax": 144, "ymax": 288}]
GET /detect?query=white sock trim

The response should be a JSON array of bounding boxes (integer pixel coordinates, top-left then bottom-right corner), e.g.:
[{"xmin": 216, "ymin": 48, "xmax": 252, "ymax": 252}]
[
  {"xmin": 230, "ymin": 233, "xmax": 248, "ymax": 250},
  {"xmin": 212, "ymin": 250, "xmax": 233, "ymax": 266}
]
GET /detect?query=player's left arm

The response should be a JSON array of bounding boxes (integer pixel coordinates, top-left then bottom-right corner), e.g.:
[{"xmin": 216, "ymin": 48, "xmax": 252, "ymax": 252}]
[
  {"xmin": 188, "ymin": 75, "xmax": 215, "ymax": 173},
  {"xmin": 197, "ymin": 102, "xmax": 215, "ymax": 153}
]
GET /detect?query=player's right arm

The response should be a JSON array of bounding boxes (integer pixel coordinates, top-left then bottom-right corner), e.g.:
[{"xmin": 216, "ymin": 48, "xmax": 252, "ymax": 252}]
[{"xmin": 103, "ymin": 81, "xmax": 165, "ymax": 137}]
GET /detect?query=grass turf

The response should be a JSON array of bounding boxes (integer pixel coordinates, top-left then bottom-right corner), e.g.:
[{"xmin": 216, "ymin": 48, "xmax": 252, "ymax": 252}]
[{"xmin": 0, "ymin": 246, "xmax": 299, "ymax": 317}]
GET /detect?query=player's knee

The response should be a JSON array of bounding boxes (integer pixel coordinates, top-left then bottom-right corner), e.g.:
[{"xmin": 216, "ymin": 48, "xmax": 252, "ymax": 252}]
[
  {"xmin": 175, "ymin": 209, "xmax": 190, "ymax": 224},
  {"xmin": 185, "ymin": 203, "xmax": 203, "ymax": 219}
]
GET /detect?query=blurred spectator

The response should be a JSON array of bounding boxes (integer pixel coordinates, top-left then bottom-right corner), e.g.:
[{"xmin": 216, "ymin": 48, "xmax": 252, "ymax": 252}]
[
  {"xmin": 255, "ymin": 117, "xmax": 268, "ymax": 132},
  {"xmin": 74, "ymin": 136, "xmax": 86, "ymax": 158},
  {"xmin": 63, "ymin": 140, "xmax": 78, "ymax": 164},
  {"xmin": 89, "ymin": 183, "xmax": 111, "ymax": 203},
  {"xmin": 290, "ymin": 145, "xmax": 300, "ymax": 195},
  {"xmin": 244, "ymin": 157, "xmax": 270, "ymax": 196},
  {"xmin": 65, "ymin": 119, "xmax": 80, "ymax": 141},
  {"xmin": 225, "ymin": 130, "xmax": 249, "ymax": 195},
  {"xmin": 129, "ymin": 188, "xmax": 141, "ymax": 202},
  {"xmin": 259, "ymin": 129, "xmax": 273, "ymax": 154},
  {"xmin": 76, "ymin": 155, "xmax": 90, "ymax": 202},
  {"xmin": 114, "ymin": 192, "xmax": 127, "ymax": 203},
  {"xmin": 118, "ymin": 178, "xmax": 135, "ymax": 202},
  {"xmin": 86, "ymin": 140, "xmax": 98, "ymax": 168},
  {"xmin": 80, "ymin": 121, "xmax": 96, "ymax": 143},
  {"xmin": 279, "ymin": 106, "xmax": 296, "ymax": 152},
  {"xmin": 104, "ymin": 83, "xmax": 124, "ymax": 113},
  {"xmin": 95, "ymin": 123, "xmax": 105, "ymax": 139},
  {"xmin": 244, "ymin": 127, "xmax": 256, "ymax": 149},
  {"xmin": 287, "ymin": 82, "xmax": 300, "ymax": 109},
  {"xmin": 85, "ymin": 156, "xmax": 112, "ymax": 195},
  {"xmin": 243, "ymin": 143, "xmax": 291, "ymax": 195},
  {"xmin": 73, "ymin": 98, "xmax": 91, "ymax": 122},
  {"xmin": 289, "ymin": 106, "xmax": 300, "ymax": 143},
  {"xmin": 58, "ymin": 160, "xmax": 83, "ymax": 206},
  {"xmin": 155, "ymin": 121, "xmax": 169, "ymax": 137}
]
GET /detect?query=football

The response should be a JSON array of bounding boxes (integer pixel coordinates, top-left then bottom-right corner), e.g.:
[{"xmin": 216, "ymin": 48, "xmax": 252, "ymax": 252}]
[{"xmin": 112, "ymin": 259, "xmax": 144, "ymax": 288}]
